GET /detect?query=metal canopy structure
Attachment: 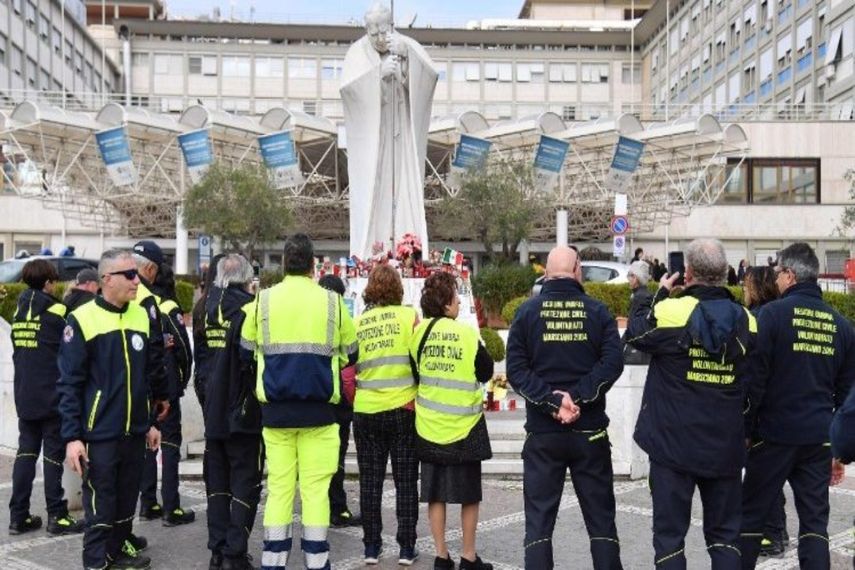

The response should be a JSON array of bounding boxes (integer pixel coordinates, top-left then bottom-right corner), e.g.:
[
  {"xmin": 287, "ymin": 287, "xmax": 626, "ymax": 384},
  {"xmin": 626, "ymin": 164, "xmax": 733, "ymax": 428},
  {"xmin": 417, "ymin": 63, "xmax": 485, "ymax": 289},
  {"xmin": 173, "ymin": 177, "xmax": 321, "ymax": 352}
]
[{"xmin": 1, "ymin": 100, "xmax": 747, "ymax": 244}]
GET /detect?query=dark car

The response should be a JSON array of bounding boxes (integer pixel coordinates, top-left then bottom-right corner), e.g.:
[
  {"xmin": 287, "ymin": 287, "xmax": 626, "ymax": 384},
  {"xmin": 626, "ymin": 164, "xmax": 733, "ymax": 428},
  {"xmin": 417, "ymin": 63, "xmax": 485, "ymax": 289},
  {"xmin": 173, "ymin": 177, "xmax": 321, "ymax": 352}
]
[{"xmin": 0, "ymin": 256, "xmax": 99, "ymax": 283}]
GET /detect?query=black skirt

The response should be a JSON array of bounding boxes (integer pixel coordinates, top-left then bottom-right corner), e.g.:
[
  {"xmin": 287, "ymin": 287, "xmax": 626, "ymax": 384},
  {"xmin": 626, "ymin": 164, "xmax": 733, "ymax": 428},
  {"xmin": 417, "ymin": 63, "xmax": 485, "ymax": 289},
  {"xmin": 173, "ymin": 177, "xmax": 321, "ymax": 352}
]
[{"xmin": 419, "ymin": 461, "xmax": 482, "ymax": 504}]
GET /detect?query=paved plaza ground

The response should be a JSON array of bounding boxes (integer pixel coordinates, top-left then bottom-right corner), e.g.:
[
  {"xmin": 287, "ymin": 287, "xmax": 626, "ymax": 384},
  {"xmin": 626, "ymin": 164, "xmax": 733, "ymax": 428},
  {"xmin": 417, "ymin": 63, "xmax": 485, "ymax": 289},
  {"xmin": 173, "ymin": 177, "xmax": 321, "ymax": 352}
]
[{"xmin": 0, "ymin": 454, "xmax": 852, "ymax": 569}]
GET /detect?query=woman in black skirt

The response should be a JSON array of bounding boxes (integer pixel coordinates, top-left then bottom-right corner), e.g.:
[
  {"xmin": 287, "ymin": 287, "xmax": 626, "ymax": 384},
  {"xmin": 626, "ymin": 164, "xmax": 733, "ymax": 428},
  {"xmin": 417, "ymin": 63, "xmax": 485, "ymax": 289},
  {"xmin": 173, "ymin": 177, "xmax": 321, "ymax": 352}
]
[{"xmin": 411, "ymin": 272, "xmax": 494, "ymax": 570}]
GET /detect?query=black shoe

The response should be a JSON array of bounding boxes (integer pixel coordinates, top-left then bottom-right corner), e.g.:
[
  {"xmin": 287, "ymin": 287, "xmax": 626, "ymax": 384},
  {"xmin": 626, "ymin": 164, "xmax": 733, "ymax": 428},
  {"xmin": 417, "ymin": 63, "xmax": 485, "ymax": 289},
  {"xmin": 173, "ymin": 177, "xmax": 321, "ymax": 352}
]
[
  {"xmin": 209, "ymin": 552, "xmax": 224, "ymax": 570},
  {"xmin": 221, "ymin": 555, "xmax": 257, "ymax": 570},
  {"xmin": 434, "ymin": 554, "xmax": 456, "ymax": 569},
  {"xmin": 459, "ymin": 555, "xmax": 493, "ymax": 570},
  {"xmin": 46, "ymin": 513, "xmax": 84, "ymax": 535},
  {"xmin": 163, "ymin": 507, "xmax": 196, "ymax": 526},
  {"xmin": 759, "ymin": 538, "xmax": 785, "ymax": 558},
  {"xmin": 139, "ymin": 503, "xmax": 163, "ymax": 520},
  {"xmin": 126, "ymin": 533, "xmax": 148, "ymax": 552},
  {"xmin": 108, "ymin": 551, "xmax": 152, "ymax": 569},
  {"xmin": 9, "ymin": 514, "xmax": 42, "ymax": 535},
  {"xmin": 331, "ymin": 510, "xmax": 362, "ymax": 527}
]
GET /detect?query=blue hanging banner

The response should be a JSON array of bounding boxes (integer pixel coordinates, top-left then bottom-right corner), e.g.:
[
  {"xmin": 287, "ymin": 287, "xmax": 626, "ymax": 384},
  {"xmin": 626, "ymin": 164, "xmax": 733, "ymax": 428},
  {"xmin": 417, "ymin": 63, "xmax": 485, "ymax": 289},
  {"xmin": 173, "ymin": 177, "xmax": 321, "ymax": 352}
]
[
  {"xmin": 605, "ymin": 136, "xmax": 645, "ymax": 193},
  {"xmin": 177, "ymin": 128, "xmax": 214, "ymax": 184},
  {"xmin": 452, "ymin": 134, "xmax": 492, "ymax": 170},
  {"xmin": 533, "ymin": 135, "xmax": 570, "ymax": 192},
  {"xmin": 257, "ymin": 130, "xmax": 303, "ymax": 189},
  {"xmin": 95, "ymin": 126, "xmax": 137, "ymax": 187}
]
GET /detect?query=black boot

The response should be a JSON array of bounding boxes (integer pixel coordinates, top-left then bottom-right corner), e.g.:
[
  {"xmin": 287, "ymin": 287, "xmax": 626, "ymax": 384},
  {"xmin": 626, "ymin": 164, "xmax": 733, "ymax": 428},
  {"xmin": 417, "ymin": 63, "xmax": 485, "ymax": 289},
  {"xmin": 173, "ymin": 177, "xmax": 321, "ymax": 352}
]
[
  {"xmin": 209, "ymin": 551, "xmax": 224, "ymax": 570},
  {"xmin": 459, "ymin": 555, "xmax": 493, "ymax": 570},
  {"xmin": 434, "ymin": 553, "xmax": 456, "ymax": 569},
  {"xmin": 9, "ymin": 514, "xmax": 42, "ymax": 535}
]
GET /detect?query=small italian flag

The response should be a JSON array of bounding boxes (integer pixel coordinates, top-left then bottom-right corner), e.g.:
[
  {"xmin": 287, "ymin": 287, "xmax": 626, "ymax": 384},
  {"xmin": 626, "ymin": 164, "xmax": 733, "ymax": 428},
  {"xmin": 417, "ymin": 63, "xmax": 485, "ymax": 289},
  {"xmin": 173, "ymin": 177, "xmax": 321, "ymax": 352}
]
[{"xmin": 442, "ymin": 247, "xmax": 464, "ymax": 267}]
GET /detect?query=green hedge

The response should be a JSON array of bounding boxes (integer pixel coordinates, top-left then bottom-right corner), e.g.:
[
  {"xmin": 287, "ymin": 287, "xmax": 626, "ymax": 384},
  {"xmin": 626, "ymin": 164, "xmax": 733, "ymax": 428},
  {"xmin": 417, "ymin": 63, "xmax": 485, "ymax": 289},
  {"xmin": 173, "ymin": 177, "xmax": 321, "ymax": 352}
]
[
  {"xmin": 175, "ymin": 281, "xmax": 196, "ymax": 314},
  {"xmin": 501, "ymin": 296, "xmax": 528, "ymax": 324},
  {"xmin": 480, "ymin": 327, "xmax": 506, "ymax": 362},
  {"xmin": 472, "ymin": 263, "xmax": 538, "ymax": 314},
  {"xmin": 0, "ymin": 281, "xmax": 195, "ymax": 323}
]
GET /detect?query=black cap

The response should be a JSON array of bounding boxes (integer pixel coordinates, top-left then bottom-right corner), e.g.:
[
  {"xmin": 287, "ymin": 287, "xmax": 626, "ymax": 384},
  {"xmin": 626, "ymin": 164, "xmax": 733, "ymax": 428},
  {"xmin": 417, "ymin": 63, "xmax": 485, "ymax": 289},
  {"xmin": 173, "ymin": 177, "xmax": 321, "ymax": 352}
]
[
  {"xmin": 75, "ymin": 268, "xmax": 99, "ymax": 285},
  {"xmin": 132, "ymin": 240, "xmax": 164, "ymax": 266}
]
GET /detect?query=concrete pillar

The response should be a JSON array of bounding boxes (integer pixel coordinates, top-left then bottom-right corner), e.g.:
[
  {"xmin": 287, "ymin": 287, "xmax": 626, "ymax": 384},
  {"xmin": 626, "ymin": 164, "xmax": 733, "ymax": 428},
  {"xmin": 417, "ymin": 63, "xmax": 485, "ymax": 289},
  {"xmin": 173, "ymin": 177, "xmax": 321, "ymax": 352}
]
[
  {"xmin": 175, "ymin": 207, "xmax": 189, "ymax": 275},
  {"xmin": 518, "ymin": 239, "xmax": 529, "ymax": 265},
  {"xmin": 556, "ymin": 209, "xmax": 568, "ymax": 247}
]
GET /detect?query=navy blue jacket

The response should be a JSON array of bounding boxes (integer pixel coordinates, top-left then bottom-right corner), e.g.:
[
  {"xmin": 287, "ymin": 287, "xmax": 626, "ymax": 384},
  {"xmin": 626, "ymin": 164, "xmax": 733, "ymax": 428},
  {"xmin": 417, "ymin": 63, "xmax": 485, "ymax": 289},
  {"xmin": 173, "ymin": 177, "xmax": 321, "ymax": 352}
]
[
  {"xmin": 204, "ymin": 285, "xmax": 260, "ymax": 439},
  {"xmin": 58, "ymin": 297, "xmax": 168, "ymax": 443},
  {"xmin": 11, "ymin": 288, "xmax": 66, "ymax": 420},
  {"xmin": 746, "ymin": 282, "xmax": 855, "ymax": 446},
  {"xmin": 627, "ymin": 285, "xmax": 756, "ymax": 478},
  {"xmin": 831, "ymin": 384, "xmax": 855, "ymax": 463},
  {"xmin": 506, "ymin": 278, "xmax": 624, "ymax": 433}
]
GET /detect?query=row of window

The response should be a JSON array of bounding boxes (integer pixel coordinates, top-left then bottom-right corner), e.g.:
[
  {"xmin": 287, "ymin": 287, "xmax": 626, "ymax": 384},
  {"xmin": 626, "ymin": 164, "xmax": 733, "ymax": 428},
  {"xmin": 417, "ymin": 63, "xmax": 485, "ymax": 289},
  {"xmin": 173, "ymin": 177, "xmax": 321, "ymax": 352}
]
[
  {"xmin": 720, "ymin": 158, "xmax": 820, "ymax": 204},
  {"xmin": 652, "ymin": 16, "xmax": 852, "ymax": 107},
  {"xmin": 0, "ymin": 34, "xmax": 107, "ymax": 92},
  {"xmin": 652, "ymin": 1, "xmax": 831, "ymax": 76},
  {"xmin": 138, "ymin": 53, "xmax": 642, "ymax": 85}
]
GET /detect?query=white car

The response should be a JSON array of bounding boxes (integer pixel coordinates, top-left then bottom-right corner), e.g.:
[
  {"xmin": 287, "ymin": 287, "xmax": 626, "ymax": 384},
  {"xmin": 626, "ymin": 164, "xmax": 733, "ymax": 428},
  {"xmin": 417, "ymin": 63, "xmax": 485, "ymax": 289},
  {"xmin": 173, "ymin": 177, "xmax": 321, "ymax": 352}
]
[{"xmin": 532, "ymin": 261, "xmax": 630, "ymax": 294}]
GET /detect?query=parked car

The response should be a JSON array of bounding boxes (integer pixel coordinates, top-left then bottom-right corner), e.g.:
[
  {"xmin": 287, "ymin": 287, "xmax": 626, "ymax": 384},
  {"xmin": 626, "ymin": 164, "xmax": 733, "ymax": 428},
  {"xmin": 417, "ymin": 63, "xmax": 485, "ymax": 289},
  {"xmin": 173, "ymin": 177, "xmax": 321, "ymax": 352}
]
[
  {"xmin": 532, "ymin": 260, "xmax": 630, "ymax": 294},
  {"xmin": 0, "ymin": 256, "xmax": 99, "ymax": 283}
]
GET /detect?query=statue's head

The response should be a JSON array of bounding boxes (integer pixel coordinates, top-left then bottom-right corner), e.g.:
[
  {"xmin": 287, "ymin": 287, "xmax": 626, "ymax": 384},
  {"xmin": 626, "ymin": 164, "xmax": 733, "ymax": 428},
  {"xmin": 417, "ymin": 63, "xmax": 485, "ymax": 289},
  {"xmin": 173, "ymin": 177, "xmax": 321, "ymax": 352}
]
[{"xmin": 365, "ymin": 2, "xmax": 393, "ymax": 53}]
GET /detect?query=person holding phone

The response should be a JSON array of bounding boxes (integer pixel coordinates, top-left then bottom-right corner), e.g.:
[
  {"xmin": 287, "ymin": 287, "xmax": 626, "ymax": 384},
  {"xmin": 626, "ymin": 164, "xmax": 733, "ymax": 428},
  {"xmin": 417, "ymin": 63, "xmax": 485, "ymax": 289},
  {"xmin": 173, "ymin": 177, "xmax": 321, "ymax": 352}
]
[{"xmin": 58, "ymin": 249, "xmax": 168, "ymax": 570}]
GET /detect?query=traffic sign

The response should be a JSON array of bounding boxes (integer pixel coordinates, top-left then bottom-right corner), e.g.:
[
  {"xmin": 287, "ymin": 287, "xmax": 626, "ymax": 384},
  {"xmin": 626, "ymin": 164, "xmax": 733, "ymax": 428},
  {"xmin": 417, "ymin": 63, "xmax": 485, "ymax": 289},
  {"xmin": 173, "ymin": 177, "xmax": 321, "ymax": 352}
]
[
  {"xmin": 613, "ymin": 235, "xmax": 626, "ymax": 257},
  {"xmin": 610, "ymin": 215, "xmax": 630, "ymax": 235}
]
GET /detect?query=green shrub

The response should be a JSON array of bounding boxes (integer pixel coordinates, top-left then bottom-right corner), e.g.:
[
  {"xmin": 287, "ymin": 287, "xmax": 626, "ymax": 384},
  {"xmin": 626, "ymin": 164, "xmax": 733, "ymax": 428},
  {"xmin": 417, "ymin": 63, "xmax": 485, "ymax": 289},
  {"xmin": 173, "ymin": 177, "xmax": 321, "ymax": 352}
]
[
  {"xmin": 472, "ymin": 263, "xmax": 537, "ymax": 314},
  {"xmin": 501, "ymin": 296, "xmax": 528, "ymax": 324},
  {"xmin": 260, "ymin": 270, "xmax": 283, "ymax": 290},
  {"xmin": 480, "ymin": 327, "xmax": 506, "ymax": 362},
  {"xmin": 175, "ymin": 280, "xmax": 196, "ymax": 314}
]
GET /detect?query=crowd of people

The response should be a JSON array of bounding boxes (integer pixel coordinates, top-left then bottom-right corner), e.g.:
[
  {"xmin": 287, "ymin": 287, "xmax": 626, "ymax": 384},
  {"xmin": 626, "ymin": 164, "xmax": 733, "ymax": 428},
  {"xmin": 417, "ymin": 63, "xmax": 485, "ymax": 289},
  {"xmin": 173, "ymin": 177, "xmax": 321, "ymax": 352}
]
[{"xmin": 7, "ymin": 233, "xmax": 855, "ymax": 570}]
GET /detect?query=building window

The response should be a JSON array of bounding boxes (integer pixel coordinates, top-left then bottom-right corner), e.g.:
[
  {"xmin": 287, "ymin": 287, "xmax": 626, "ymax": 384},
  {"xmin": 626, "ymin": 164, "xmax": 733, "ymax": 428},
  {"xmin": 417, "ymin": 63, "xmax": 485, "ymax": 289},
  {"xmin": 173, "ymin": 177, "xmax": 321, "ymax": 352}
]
[
  {"xmin": 288, "ymin": 57, "xmax": 317, "ymax": 79},
  {"xmin": 516, "ymin": 62, "xmax": 544, "ymax": 83},
  {"xmin": 222, "ymin": 56, "xmax": 250, "ymax": 77},
  {"xmin": 64, "ymin": 40, "xmax": 73, "ymax": 65},
  {"xmin": 581, "ymin": 63, "xmax": 609, "ymax": 83},
  {"xmin": 153, "ymin": 54, "xmax": 182, "ymax": 75},
  {"xmin": 52, "ymin": 27, "xmax": 61, "ymax": 54},
  {"xmin": 11, "ymin": 45, "xmax": 22, "ymax": 76},
  {"xmin": 622, "ymin": 63, "xmax": 641, "ymax": 84},
  {"xmin": 26, "ymin": 57, "xmax": 36, "ymax": 87},
  {"xmin": 12, "ymin": 0, "xmax": 21, "ymax": 14},
  {"xmin": 720, "ymin": 158, "xmax": 820, "ymax": 203},
  {"xmin": 320, "ymin": 59, "xmax": 343, "ymax": 80},
  {"xmin": 548, "ymin": 63, "xmax": 576, "ymax": 83},
  {"xmin": 189, "ymin": 55, "xmax": 218, "ymax": 76},
  {"xmin": 40, "ymin": 67, "xmax": 49, "ymax": 91},
  {"xmin": 25, "ymin": 1, "xmax": 35, "ymax": 28},
  {"xmin": 451, "ymin": 61, "xmax": 480, "ymax": 82},
  {"xmin": 562, "ymin": 105, "xmax": 576, "ymax": 121},
  {"xmin": 39, "ymin": 14, "xmax": 49, "ymax": 43},
  {"xmin": 302, "ymin": 100, "xmax": 317, "ymax": 116},
  {"xmin": 0, "ymin": 33, "xmax": 6, "ymax": 66}
]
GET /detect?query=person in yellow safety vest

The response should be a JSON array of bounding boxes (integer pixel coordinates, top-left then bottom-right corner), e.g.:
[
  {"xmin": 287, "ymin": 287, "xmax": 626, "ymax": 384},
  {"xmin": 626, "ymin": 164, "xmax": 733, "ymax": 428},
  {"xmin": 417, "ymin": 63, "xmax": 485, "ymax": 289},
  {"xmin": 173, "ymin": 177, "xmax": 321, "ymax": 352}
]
[
  {"xmin": 353, "ymin": 265, "xmax": 420, "ymax": 566},
  {"xmin": 240, "ymin": 234, "xmax": 358, "ymax": 570},
  {"xmin": 410, "ymin": 272, "xmax": 495, "ymax": 570}
]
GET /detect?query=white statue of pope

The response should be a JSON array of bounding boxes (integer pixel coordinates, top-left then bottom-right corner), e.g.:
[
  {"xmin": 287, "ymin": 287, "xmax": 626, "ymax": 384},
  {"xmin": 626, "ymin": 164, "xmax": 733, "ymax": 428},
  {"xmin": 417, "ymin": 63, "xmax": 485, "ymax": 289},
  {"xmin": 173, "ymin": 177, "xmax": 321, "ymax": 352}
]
[{"xmin": 341, "ymin": 2, "xmax": 438, "ymax": 259}]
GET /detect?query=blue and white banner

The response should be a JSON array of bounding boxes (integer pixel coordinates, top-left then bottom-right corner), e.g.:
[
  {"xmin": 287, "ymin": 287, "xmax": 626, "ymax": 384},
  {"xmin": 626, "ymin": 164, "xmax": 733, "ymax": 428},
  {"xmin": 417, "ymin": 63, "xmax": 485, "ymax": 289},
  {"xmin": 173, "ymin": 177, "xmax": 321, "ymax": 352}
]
[
  {"xmin": 258, "ymin": 130, "xmax": 303, "ymax": 189},
  {"xmin": 452, "ymin": 134, "xmax": 492, "ymax": 170},
  {"xmin": 95, "ymin": 126, "xmax": 137, "ymax": 187},
  {"xmin": 533, "ymin": 135, "xmax": 570, "ymax": 192},
  {"xmin": 605, "ymin": 136, "xmax": 645, "ymax": 194},
  {"xmin": 177, "ymin": 128, "xmax": 214, "ymax": 185}
]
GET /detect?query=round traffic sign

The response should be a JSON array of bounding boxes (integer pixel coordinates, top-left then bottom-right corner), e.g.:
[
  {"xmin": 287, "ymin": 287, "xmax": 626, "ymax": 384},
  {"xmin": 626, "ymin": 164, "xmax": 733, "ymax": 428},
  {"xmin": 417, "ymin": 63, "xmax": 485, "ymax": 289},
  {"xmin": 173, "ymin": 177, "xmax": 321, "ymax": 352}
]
[{"xmin": 610, "ymin": 215, "xmax": 630, "ymax": 235}]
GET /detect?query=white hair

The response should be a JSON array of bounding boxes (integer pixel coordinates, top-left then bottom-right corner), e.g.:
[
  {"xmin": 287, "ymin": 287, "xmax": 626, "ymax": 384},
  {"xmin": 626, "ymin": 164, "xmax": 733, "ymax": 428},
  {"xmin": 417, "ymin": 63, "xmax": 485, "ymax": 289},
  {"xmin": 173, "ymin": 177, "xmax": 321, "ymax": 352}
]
[{"xmin": 215, "ymin": 254, "xmax": 254, "ymax": 288}]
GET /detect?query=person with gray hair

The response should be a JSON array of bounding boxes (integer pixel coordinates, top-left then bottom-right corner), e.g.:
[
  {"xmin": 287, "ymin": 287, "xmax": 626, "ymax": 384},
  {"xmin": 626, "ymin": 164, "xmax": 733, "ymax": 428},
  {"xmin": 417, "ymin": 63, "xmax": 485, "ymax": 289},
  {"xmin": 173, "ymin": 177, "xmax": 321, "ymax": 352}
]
[
  {"xmin": 623, "ymin": 261, "xmax": 653, "ymax": 365},
  {"xmin": 215, "ymin": 254, "xmax": 255, "ymax": 290},
  {"xmin": 626, "ymin": 238, "xmax": 757, "ymax": 569},
  {"xmin": 202, "ymin": 252, "xmax": 262, "ymax": 570},
  {"xmin": 740, "ymin": 242, "xmax": 855, "ymax": 568}
]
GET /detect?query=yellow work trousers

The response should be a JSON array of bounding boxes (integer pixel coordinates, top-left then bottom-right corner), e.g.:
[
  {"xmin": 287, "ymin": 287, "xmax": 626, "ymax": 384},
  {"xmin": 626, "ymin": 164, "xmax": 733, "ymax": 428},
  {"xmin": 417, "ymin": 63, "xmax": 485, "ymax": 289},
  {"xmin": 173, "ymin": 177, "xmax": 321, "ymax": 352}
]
[{"xmin": 261, "ymin": 424, "xmax": 339, "ymax": 570}]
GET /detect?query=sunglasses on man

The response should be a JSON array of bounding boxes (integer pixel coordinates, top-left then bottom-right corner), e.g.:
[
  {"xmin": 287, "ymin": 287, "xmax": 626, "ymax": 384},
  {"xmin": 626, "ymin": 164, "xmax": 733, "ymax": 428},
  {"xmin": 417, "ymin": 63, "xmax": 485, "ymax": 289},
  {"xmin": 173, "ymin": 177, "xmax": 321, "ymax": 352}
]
[{"xmin": 103, "ymin": 268, "xmax": 139, "ymax": 281}]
